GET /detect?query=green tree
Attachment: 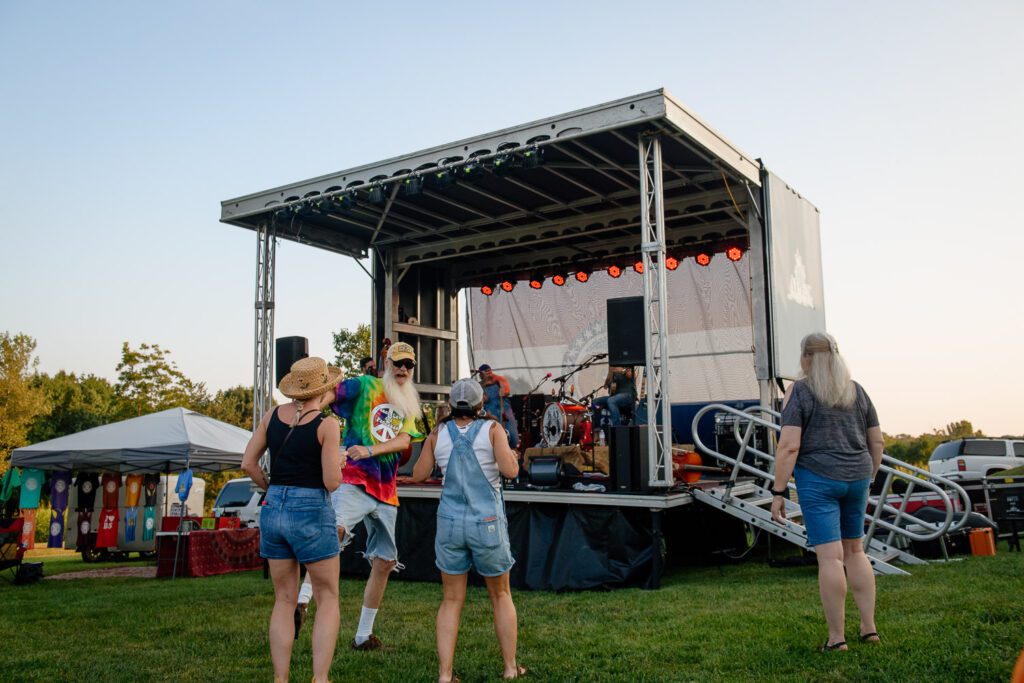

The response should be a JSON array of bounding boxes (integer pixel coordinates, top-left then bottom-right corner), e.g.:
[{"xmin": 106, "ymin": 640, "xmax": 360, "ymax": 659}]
[
  {"xmin": 202, "ymin": 385, "xmax": 255, "ymax": 430},
  {"xmin": 331, "ymin": 324, "xmax": 372, "ymax": 377},
  {"xmin": 27, "ymin": 371, "xmax": 118, "ymax": 443},
  {"xmin": 114, "ymin": 342, "xmax": 208, "ymax": 417},
  {"xmin": 0, "ymin": 332, "xmax": 49, "ymax": 470}
]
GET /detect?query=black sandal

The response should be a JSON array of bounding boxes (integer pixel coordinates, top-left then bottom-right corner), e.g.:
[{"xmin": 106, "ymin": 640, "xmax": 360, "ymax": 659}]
[
  {"xmin": 819, "ymin": 640, "xmax": 847, "ymax": 652},
  {"xmin": 860, "ymin": 632, "xmax": 881, "ymax": 643}
]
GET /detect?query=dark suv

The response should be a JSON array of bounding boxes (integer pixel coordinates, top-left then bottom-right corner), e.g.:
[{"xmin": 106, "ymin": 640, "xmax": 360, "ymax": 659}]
[{"xmin": 928, "ymin": 438, "xmax": 1024, "ymax": 481}]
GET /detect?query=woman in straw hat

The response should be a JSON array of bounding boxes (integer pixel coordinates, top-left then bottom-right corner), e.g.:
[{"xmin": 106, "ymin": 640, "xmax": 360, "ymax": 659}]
[
  {"xmin": 242, "ymin": 356, "xmax": 344, "ymax": 683},
  {"xmin": 770, "ymin": 332, "xmax": 884, "ymax": 652},
  {"xmin": 413, "ymin": 378, "xmax": 525, "ymax": 682}
]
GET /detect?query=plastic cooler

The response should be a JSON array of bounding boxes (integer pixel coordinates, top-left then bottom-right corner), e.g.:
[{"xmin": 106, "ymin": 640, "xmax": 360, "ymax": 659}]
[{"xmin": 969, "ymin": 528, "xmax": 997, "ymax": 556}]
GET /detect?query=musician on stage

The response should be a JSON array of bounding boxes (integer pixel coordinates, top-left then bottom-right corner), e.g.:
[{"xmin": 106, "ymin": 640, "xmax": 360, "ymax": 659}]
[
  {"xmin": 591, "ymin": 365, "xmax": 636, "ymax": 438},
  {"xmin": 477, "ymin": 364, "xmax": 520, "ymax": 449}
]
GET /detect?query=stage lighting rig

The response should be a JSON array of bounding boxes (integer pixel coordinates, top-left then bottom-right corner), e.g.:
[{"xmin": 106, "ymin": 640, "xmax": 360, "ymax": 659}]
[
  {"xmin": 607, "ymin": 265, "xmax": 622, "ymax": 279},
  {"xmin": 481, "ymin": 284, "xmax": 495, "ymax": 296},
  {"xmin": 552, "ymin": 273, "xmax": 567, "ymax": 287},
  {"xmin": 528, "ymin": 275, "xmax": 544, "ymax": 289},
  {"xmin": 500, "ymin": 280, "xmax": 515, "ymax": 292},
  {"xmin": 366, "ymin": 184, "xmax": 387, "ymax": 204},
  {"xmin": 574, "ymin": 270, "xmax": 590, "ymax": 283},
  {"xmin": 665, "ymin": 256, "xmax": 680, "ymax": 271},
  {"xmin": 521, "ymin": 146, "xmax": 544, "ymax": 169},
  {"xmin": 402, "ymin": 175, "xmax": 424, "ymax": 196},
  {"xmin": 725, "ymin": 245, "xmax": 745, "ymax": 262},
  {"xmin": 695, "ymin": 250, "xmax": 712, "ymax": 267},
  {"xmin": 633, "ymin": 260, "xmax": 644, "ymax": 275},
  {"xmin": 430, "ymin": 168, "xmax": 457, "ymax": 189},
  {"xmin": 492, "ymin": 153, "xmax": 515, "ymax": 175}
]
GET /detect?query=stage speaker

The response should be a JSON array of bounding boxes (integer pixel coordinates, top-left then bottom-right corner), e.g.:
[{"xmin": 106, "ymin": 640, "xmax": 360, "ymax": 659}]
[
  {"xmin": 610, "ymin": 425, "xmax": 651, "ymax": 493},
  {"xmin": 528, "ymin": 456, "xmax": 563, "ymax": 488},
  {"xmin": 275, "ymin": 336, "xmax": 309, "ymax": 385},
  {"xmin": 606, "ymin": 296, "xmax": 645, "ymax": 366}
]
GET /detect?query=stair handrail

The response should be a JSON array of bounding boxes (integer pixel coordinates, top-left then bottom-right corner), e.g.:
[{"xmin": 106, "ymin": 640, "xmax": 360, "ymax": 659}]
[{"xmin": 691, "ymin": 403, "xmax": 973, "ymax": 545}]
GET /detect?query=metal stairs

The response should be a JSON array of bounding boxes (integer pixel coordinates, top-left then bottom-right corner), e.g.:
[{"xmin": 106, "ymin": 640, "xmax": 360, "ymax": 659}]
[{"xmin": 687, "ymin": 404, "xmax": 979, "ymax": 575}]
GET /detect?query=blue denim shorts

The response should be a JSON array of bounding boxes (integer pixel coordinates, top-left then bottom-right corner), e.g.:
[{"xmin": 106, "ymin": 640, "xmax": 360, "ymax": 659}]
[
  {"xmin": 332, "ymin": 484, "xmax": 400, "ymax": 566},
  {"xmin": 794, "ymin": 466, "xmax": 871, "ymax": 547},
  {"xmin": 259, "ymin": 485, "xmax": 339, "ymax": 564},
  {"xmin": 435, "ymin": 513, "xmax": 514, "ymax": 577}
]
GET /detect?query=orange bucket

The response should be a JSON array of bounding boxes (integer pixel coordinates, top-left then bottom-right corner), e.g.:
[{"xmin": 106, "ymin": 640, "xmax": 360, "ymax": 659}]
[{"xmin": 969, "ymin": 528, "xmax": 996, "ymax": 556}]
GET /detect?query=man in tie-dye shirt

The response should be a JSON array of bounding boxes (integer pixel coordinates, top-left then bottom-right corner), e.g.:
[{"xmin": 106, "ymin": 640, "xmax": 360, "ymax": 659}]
[{"xmin": 296, "ymin": 341, "xmax": 423, "ymax": 650}]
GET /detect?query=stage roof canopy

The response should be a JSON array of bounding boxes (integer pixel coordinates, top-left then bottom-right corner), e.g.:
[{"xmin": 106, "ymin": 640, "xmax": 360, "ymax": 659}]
[{"xmin": 220, "ymin": 89, "xmax": 762, "ymax": 287}]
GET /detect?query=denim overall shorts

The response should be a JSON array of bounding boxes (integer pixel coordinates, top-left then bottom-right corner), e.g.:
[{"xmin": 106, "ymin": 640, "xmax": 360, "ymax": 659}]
[{"xmin": 434, "ymin": 420, "xmax": 514, "ymax": 577}]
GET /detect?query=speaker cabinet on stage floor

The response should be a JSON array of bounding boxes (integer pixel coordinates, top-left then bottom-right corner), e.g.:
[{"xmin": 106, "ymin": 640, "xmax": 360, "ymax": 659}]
[
  {"xmin": 610, "ymin": 425, "xmax": 652, "ymax": 493},
  {"xmin": 606, "ymin": 296, "xmax": 645, "ymax": 366},
  {"xmin": 275, "ymin": 336, "xmax": 309, "ymax": 385}
]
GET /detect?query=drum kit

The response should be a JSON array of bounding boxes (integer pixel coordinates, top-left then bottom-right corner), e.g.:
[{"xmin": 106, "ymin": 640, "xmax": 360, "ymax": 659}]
[{"xmin": 534, "ymin": 353, "xmax": 608, "ymax": 448}]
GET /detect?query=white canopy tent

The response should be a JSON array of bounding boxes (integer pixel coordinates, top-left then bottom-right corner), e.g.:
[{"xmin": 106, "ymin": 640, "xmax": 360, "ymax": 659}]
[{"xmin": 10, "ymin": 408, "xmax": 251, "ymax": 473}]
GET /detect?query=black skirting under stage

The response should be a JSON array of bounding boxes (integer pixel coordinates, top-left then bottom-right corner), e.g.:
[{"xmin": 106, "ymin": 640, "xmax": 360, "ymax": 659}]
[{"xmin": 339, "ymin": 491, "xmax": 748, "ymax": 591}]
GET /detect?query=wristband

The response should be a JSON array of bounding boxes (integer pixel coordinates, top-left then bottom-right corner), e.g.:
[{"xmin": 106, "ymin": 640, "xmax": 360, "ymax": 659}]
[
  {"xmin": 770, "ymin": 487, "xmax": 790, "ymax": 499},
  {"xmin": 368, "ymin": 445, "xmax": 374, "ymax": 457}
]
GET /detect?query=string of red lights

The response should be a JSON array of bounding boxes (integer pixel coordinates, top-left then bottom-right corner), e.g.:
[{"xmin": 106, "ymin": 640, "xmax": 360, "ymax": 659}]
[{"xmin": 479, "ymin": 241, "xmax": 746, "ymax": 295}]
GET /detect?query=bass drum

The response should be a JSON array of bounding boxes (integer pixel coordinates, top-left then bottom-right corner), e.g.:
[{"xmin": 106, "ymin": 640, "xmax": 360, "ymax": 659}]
[{"xmin": 541, "ymin": 403, "xmax": 588, "ymax": 446}]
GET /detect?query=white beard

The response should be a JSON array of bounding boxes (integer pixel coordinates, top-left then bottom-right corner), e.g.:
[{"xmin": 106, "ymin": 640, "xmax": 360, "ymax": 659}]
[{"xmin": 382, "ymin": 368, "xmax": 421, "ymax": 419}]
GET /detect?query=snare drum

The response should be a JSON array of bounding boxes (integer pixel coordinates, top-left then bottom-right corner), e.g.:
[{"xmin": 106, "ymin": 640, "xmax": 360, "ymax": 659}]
[{"xmin": 541, "ymin": 403, "xmax": 589, "ymax": 446}]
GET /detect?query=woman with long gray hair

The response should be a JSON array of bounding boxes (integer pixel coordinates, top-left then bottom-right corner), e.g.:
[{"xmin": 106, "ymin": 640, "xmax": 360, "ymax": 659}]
[{"xmin": 770, "ymin": 332, "xmax": 884, "ymax": 652}]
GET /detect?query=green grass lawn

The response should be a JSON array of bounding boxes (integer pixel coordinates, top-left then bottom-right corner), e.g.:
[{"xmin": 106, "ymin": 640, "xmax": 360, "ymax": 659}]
[{"xmin": 2, "ymin": 545, "xmax": 1022, "ymax": 682}]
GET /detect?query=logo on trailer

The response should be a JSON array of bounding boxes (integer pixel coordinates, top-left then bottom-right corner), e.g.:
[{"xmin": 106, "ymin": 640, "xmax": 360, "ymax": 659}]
[{"xmin": 370, "ymin": 403, "xmax": 406, "ymax": 443}]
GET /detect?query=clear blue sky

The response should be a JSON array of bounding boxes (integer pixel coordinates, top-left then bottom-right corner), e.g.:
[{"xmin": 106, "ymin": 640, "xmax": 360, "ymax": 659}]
[{"xmin": 2, "ymin": 2, "xmax": 1021, "ymax": 436}]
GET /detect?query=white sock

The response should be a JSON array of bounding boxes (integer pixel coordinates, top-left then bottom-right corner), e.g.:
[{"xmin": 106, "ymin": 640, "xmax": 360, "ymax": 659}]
[
  {"xmin": 355, "ymin": 606, "xmax": 378, "ymax": 643},
  {"xmin": 297, "ymin": 577, "xmax": 314, "ymax": 605}
]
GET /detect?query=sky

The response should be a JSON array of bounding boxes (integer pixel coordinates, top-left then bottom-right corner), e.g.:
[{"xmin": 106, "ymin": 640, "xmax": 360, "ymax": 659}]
[{"xmin": 1, "ymin": 2, "xmax": 1021, "ymax": 437}]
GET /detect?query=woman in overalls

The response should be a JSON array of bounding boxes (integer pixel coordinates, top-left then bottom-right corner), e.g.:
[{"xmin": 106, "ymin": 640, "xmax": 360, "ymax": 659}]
[{"xmin": 413, "ymin": 378, "xmax": 525, "ymax": 682}]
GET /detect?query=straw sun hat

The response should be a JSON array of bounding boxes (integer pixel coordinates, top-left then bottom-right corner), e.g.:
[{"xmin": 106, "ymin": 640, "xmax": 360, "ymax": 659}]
[{"xmin": 278, "ymin": 357, "xmax": 343, "ymax": 400}]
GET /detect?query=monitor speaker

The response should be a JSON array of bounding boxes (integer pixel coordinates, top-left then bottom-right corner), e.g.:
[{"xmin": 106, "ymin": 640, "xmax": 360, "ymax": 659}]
[
  {"xmin": 606, "ymin": 296, "xmax": 646, "ymax": 366},
  {"xmin": 275, "ymin": 336, "xmax": 309, "ymax": 386},
  {"xmin": 610, "ymin": 425, "xmax": 651, "ymax": 492}
]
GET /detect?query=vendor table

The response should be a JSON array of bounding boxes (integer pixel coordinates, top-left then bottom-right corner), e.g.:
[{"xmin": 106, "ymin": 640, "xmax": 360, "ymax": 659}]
[
  {"xmin": 156, "ymin": 528, "xmax": 262, "ymax": 578},
  {"xmin": 340, "ymin": 483, "xmax": 752, "ymax": 590}
]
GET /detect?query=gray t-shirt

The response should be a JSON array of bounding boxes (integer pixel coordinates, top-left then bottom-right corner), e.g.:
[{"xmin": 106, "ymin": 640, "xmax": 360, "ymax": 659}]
[{"xmin": 781, "ymin": 380, "xmax": 879, "ymax": 481}]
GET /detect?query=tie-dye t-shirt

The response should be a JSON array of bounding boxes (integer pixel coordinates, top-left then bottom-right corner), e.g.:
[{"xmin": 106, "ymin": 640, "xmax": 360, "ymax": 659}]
[{"xmin": 332, "ymin": 375, "xmax": 423, "ymax": 506}]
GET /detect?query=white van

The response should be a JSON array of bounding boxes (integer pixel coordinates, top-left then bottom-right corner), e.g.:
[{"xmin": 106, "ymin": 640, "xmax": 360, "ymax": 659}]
[{"xmin": 212, "ymin": 477, "xmax": 263, "ymax": 528}]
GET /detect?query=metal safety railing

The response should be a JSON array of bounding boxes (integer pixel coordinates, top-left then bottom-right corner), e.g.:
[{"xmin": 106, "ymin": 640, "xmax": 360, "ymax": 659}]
[{"xmin": 691, "ymin": 403, "xmax": 978, "ymax": 549}]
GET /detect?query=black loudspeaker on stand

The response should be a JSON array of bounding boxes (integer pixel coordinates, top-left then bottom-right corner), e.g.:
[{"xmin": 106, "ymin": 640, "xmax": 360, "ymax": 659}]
[
  {"xmin": 275, "ymin": 336, "xmax": 309, "ymax": 385},
  {"xmin": 606, "ymin": 296, "xmax": 646, "ymax": 366},
  {"xmin": 610, "ymin": 425, "xmax": 652, "ymax": 493}
]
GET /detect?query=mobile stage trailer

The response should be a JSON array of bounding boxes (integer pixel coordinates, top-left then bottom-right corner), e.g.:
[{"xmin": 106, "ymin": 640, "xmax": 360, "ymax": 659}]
[{"xmin": 220, "ymin": 90, "xmax": 828, "ymax": 589}]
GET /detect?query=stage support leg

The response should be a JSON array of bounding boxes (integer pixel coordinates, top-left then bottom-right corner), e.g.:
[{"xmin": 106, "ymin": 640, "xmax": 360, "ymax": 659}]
[
  {"xmin": 638, "ymin": 134, "xmax": 673, "ymax": 488},
  {"xmin": 253, "ymin": 219, "xmax": 277, "ymax": 448},
  {"xmin": 648, "ymin": 508, "xmax": 664, "ymax": 589}
]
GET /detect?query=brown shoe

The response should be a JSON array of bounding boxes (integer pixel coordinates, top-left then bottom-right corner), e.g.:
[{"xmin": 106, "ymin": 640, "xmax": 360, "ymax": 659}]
[
  {"xmin": 351, "ymin": 634, "xmax": 382, "ymax": 651},
  {"xmin": 293, "ymin": 603, "xmax": 308, "ymax": 640}
]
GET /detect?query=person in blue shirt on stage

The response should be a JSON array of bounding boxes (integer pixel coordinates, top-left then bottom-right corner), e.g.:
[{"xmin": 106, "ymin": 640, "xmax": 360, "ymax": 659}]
[{"xmin": 478, "ymin": 364, "xmax": 519, "ymax": 449}]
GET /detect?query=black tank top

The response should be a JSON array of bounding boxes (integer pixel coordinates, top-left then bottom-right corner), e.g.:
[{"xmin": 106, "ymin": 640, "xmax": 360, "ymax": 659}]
[{"xmin": 267, "ymin": 407, "xmax": 327, "ymax": 489}]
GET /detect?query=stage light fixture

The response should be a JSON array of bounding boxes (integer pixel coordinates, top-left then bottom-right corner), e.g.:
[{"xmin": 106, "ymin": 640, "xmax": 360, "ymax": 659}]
[
  {"xmin": 633, "ymin": 260, "xmax": 644, "ymax": 274},
  {"xmin": 574, "ymin": 270, "xmax": 590, "ymax": 283},
  {"xmin": 403, "ymin": 175, "xmax": 423, "ymax": 196},
  {"xmin": 725, "ymin": 245, "xmax": 745, "ymax": 262},
  {"xmin": 607, "ymin": 265, "xmax": 622, "ymax": 279},
  {"xmin": 462, "ymin": 161, "xmax": 483, "ymax": 178},
  {"xmin": 431, "ymin": 168, "xmax": 456, "ymax": 189},
  {"xmin": 521, "ymin": 146, "xmax": 544, "ymax": 169},
  {"xmin": 493, "ymin": 153, "xmax": 515, "ymax": 175},
  {"xmin": 552, "ymin": 273, "xmax": 567, "ymax": 287},
  {"xmin": 500, "ymin": 280, "xmax": 515, "ymax": 292},
  {"xmin": 481, "ymin": 284, "xmax": 494, "ymax": 296},
  {"xmin": 665, "ymin": 256, "xmax": 680, "ymax": 271},
  {"xmin": 528, "ymin": 276, "xmax": 544, "ymax": 290},
  {"xmin": 367, "ymin": 184, "xmax": 388, "ymax": 204},
  {"xmin": 695, "ymin": 251, "xmax": 712, "ymax": 267}
]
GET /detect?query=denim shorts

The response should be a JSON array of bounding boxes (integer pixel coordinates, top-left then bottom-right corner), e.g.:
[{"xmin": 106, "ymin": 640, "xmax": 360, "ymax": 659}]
[
  {"xmin": 332, "ymin": 484, "xmax": 400, "ymax": 566},
  {"xmin": 794, "ymin": 466, "xmax": 871, "ymax": 547},
  {"xmin": 259, "ymin": 485, "xmax": 339, "ymax": 564},
  {"xmin": 435, "ymin": 514, "xmax": 514, "ymax": 577}
]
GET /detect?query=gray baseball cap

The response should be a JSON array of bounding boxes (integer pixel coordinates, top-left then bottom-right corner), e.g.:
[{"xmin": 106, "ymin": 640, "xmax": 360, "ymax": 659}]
[{"xmin": 449, "ymin": 378, "xmax": 484, "ymax": 408}]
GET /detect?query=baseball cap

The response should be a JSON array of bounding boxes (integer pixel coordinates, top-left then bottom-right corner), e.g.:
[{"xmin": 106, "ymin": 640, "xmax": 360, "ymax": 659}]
[
  {"xmin": 449, "ymin": 378, "xmax": 484, "ymax": 408},
  {"xmin": 388, "ymin": 342, "xmax": 416, "ymax": 363},
  {"xmin": 477, "ymin": 364, "xmax": 492, "ymax": 372}
]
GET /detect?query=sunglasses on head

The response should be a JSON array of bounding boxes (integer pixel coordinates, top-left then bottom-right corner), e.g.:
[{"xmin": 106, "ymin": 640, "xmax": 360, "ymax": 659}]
[{"xmin": 393, "ymin": 359, "xmax": 415, "ymax": 370}]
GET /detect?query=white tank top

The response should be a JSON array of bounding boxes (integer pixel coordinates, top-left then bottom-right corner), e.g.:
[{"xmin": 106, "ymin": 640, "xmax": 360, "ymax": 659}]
[{"xmin": 434, "ymin": 420, "xmax": 501, "ymax": 490}]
